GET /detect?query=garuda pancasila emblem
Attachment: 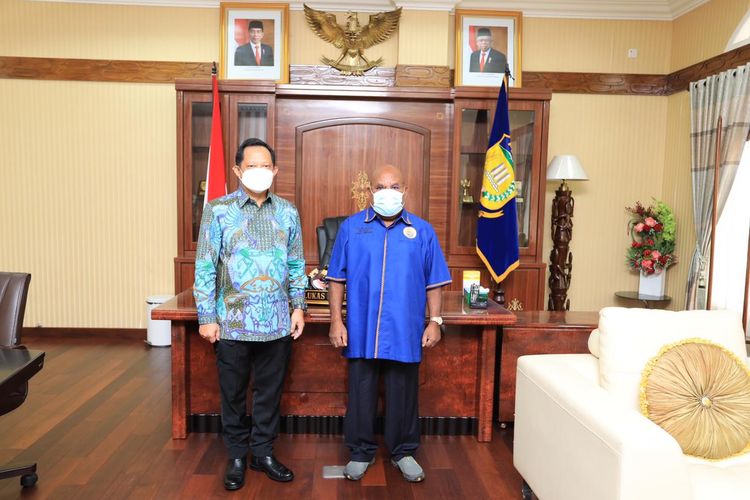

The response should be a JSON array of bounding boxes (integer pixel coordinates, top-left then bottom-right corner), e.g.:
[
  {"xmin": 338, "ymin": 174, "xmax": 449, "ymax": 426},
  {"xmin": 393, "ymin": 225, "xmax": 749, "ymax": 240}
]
[{"xmin": 303, "ymin": 4, "xmax": 401, "ymax": 76}]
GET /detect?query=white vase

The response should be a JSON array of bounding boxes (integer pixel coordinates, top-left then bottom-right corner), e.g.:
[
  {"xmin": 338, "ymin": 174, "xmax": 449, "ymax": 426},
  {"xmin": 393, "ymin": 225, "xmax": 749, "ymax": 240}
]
[{"xmin": 638, "ymin": 271, "xmax": 667, "ymax": 298}]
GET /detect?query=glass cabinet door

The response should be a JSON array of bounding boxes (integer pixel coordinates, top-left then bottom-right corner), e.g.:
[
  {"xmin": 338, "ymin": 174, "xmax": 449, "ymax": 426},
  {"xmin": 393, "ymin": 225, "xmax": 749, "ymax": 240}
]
[
  {"xmin": 227, "ymin": 95, "xmax": 274, "ymax": 193},
  {"xmin": 453, "ymin": 99, "xmax": 540, "ymax": 255},
  {"xmin": 183, "ymin": 94, "xmax": 273, "ymax": 252},
  {"xmin": 183, "ymin": 93, "xmax": 212, "ymax": 252}
]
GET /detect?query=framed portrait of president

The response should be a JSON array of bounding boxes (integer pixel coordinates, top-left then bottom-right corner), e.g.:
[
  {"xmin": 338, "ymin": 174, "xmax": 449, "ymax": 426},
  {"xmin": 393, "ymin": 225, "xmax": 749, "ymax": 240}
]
[
  {"xmin": 220, "ymin": 2, "xmax": 289, "ymax": 83},
  {"xmin": 455, "ymin": 10, "xmax": 522, "ymax": 87}
]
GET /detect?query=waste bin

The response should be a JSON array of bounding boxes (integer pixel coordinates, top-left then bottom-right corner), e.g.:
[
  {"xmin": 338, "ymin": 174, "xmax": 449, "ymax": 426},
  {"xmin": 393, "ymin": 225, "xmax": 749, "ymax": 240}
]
[{"xmin": 146, "ymin": 295, "xmax": 173, "ymax": 347}]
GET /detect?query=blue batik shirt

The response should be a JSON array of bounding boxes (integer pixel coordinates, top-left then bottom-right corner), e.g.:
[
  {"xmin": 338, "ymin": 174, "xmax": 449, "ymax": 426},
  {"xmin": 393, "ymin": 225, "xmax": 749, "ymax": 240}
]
[
  {"xmin": 326, "ymin": 208, "xmax": 452, "ymax": 363},
  {"xmin": 193, "ymin": 189, "xmax": 306, "ymax": 342}
]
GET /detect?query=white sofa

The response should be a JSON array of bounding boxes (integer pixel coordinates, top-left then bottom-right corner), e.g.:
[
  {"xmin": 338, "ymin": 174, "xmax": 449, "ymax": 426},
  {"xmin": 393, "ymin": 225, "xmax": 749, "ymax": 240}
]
[{"xmin": 512, "ymin": 307, "xmax": 750, "ymax": 500}]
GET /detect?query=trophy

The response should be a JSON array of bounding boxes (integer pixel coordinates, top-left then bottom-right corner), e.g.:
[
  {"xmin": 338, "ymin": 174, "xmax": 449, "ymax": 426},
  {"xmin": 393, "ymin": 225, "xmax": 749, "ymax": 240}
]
[{"xmin": 460, "ymin": 178, "xmax": 474, "ymax": 204}]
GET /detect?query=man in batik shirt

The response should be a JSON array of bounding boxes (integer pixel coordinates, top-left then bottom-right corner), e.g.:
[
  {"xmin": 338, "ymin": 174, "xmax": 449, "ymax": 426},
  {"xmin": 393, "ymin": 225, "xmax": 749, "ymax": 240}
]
[{"xmin": 194, "ymin": 138, "xmax": 306, "ymax": 491}]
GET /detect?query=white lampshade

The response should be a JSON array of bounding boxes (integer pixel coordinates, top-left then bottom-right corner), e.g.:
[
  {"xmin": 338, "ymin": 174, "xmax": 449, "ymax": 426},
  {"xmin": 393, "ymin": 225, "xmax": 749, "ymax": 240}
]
[{"xmin": 547, "ymin": 155, "xmax": 589, "ymax": 181}]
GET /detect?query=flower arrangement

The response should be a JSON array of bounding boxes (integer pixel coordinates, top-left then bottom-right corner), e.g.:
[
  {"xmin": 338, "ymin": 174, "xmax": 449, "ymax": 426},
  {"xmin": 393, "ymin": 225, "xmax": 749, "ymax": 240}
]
[{"xmin": 625, "ymin": 200, "xmax": 676, "ymax": 275}]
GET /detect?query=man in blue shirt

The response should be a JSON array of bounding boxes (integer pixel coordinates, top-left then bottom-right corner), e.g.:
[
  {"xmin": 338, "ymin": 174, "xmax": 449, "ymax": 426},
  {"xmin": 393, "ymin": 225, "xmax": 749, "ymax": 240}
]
[
  {"xmin": 327, "ymin": 165, "xmax": 451, "ymax": 483},
  {"xmin": 194, "ymin": 138, "xmax": 306, "ymax": 490}
]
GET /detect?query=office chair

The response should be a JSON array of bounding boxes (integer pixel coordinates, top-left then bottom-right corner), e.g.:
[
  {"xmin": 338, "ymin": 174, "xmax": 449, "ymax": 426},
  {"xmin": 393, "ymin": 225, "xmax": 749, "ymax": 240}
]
[
  {"xmin": 0, "ymin": 272, "xmax": 39, "ymax": 488},
  {"xmin": 316, "ymin": 216, "xmax": 347, "ymax": 269}
]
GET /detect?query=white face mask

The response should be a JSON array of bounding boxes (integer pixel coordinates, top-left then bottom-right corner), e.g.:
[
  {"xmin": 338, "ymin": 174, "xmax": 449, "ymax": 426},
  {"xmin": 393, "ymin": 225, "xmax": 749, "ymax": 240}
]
[
  {"xmin": 240, "ymin": 167, "xmax": 274, "ymax": 193},
  {"xmin": 372, "ymin": 189, "xmax": 404, "ymax": 217}
]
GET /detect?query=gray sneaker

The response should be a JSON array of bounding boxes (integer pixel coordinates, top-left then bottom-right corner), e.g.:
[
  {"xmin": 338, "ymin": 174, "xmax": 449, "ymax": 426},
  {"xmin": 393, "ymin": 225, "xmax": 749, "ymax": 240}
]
[
  {"xmin": 343, "ymin": 458, "xmax": 375, "ymax": 481},
  {"xmin": 391, "ymin": 456, "xmax": 425, "ymax": 482}
]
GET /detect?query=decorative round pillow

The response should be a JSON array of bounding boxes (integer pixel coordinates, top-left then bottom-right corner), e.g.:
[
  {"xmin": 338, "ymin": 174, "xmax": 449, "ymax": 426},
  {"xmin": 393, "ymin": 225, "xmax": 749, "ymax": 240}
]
[{"xmin": 640, "ymin": 338, "xmax": 750, "ymax": 460}]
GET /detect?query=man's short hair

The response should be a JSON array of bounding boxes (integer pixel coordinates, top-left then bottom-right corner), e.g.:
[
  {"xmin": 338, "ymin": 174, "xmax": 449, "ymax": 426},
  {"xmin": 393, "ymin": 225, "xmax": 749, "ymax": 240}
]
[
  {"xmin": 249, "ymin": 20, "xmax": 264, "ymax": 31},
  {"xmin": 477, "ymin": 27, "xmax": 491, "ymax": 38},
  {"xmin": 236, "ymin": 138, "xmax": 276, "ymax": 166}
]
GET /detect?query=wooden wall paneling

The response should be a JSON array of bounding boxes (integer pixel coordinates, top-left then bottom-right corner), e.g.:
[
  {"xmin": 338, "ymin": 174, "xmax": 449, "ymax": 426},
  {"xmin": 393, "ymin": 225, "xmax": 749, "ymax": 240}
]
[
  {"xmin": 275, "ymin": 97, "xmax": 452, "ymax": 267},
  {"xmin": 8, "ymin": 49, "xmax": 750, "ymax": 95},
  {"xmin": 521, "ymin": 71, "xmax": 667, "ymax": 95},
  {"xmin": 0, "ymin": 56, "xmax": 211, "ymax": 83},
  {"xmin": 665, "ymin": 44, "xmax": 750, "ymax": 94},
  {"xmin": 394, "ymin": 65, "xmax": 452, "ymax": 88},
  {"xmin": 294, "ymin": 117, "xmax": 430, "ymax": 266}
]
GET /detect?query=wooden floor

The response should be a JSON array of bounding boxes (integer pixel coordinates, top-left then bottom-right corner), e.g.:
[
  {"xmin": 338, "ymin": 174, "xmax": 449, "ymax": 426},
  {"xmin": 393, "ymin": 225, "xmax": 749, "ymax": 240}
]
[{"xmin": 0, "ymin": 335, "xmax": 524, "ymax": 499}]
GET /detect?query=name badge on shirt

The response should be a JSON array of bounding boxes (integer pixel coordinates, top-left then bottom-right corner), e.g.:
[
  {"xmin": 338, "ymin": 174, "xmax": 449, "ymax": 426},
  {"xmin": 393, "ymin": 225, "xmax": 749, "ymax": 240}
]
[{"xmin": 403, "ymin": 227, "xmax": 417, "ymax": 239}]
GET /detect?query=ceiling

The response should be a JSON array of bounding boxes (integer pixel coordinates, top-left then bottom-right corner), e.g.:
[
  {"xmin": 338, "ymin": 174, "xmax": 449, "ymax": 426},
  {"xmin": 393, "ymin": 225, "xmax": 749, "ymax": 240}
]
[{"xmin": 32, "ymin": 0, "xmax": 710, "ymax": 20}]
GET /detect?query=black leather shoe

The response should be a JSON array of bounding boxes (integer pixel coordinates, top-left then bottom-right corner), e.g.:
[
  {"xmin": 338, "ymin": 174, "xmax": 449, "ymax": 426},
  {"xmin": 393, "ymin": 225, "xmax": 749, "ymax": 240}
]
[
  {"xmin": 249, "ymin": 455, "xmax": 294, "ymax": 482},
  {"xmin": 224, "ymin": 458, "xmax": 247, "ymax": 491}
]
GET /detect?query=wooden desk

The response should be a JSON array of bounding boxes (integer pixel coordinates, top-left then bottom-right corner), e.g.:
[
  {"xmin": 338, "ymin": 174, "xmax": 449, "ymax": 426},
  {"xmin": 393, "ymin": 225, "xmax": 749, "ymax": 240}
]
[
  {"xmin": 498, "ymin": 311, "xmax": 598, "ymax": 423},
  {"xmin": 153, "ymin": 290, "xmax": 515, "ymax": 442}
]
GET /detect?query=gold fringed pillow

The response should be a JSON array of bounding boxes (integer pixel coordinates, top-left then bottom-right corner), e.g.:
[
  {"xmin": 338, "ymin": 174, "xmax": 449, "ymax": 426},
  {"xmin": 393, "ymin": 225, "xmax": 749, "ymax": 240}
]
[{"xmin": 640, "ymin": 338, "xmax": 750, "ymax": 460}]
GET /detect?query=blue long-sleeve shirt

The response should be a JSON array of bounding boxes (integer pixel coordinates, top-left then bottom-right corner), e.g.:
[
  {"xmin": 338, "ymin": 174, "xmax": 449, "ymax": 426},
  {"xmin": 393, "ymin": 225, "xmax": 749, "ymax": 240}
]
[{"xmin": 193, "ymin": 189, "xmax": 306, "ymax": 342}]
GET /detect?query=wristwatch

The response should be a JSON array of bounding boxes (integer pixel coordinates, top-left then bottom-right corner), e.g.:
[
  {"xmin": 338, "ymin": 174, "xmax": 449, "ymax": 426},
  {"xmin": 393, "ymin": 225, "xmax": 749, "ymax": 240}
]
[{"xmin": 429, "ymin": 316, "xmax": 443, "ymax": 326}]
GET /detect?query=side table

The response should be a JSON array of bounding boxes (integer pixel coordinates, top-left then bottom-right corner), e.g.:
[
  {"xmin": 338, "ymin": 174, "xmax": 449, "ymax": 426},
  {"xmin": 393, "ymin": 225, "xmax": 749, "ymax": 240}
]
[{"xmin": 614, "ymin": 291, "xmax": 671, "ymax": 309}]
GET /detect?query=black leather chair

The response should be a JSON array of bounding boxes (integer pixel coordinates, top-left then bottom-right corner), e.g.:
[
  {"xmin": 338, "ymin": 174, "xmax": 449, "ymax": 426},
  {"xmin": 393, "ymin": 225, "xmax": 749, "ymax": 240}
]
[
  {"xmin": 316, "ymin": 216, "xmax": 347, "ymax": 269},
  {"xmin": 0, "ymin": 272, "xmax": 39, "ymax": 488}
]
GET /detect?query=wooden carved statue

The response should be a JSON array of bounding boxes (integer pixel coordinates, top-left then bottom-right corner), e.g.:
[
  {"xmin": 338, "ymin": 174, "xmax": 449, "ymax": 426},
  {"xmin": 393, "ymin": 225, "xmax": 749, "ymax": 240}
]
[{"xmin": 548, "ymin": 184, "xmax": 575, "ymax": 311}]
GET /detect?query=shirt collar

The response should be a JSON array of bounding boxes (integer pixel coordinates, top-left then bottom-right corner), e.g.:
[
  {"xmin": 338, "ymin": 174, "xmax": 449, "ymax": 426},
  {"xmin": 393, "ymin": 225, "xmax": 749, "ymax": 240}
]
[
  {"xmin": 364, "ymin": 207, "xmax": 412, "ymax": 226},
  {"xmin": 237, "ymin": 188, "xmax": 274, "ymax": 208}
]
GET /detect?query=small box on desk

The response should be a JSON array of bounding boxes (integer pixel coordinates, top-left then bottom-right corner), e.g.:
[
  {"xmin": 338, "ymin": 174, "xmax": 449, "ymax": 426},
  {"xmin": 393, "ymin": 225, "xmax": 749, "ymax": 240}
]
[{"xmin": 463, "ymin": 270, "xmax": 488, "ymax": 309}]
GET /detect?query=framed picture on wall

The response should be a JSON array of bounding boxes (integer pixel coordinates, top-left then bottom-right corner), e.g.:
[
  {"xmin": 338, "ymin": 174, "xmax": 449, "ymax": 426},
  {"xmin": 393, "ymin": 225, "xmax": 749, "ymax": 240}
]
[
  {"xmin": 219, "ymin": 2, "xmax": 289, "ymax": 82},
  {"xmin": 455, "ymin": 10, "xmax": 522, "ymax": 87}
]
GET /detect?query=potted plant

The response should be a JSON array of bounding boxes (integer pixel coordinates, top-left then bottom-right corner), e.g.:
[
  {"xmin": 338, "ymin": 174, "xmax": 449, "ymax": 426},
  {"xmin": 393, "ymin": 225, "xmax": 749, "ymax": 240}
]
[{"xmin": 625, "ymin": 200, "xmax": 677, "ymax": 297}]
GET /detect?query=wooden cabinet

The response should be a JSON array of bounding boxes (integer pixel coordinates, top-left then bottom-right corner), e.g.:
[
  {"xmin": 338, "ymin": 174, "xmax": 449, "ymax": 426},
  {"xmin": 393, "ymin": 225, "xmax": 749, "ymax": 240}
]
[
  {"xmin": 174, "ymin": 80, "xmax": 551, "ymax": 304},
  {"xmin": 174, "ymin": 81, "xmax": 275, "ymax": 291},
  {"xmin": 449, "ymin": 88, "xmax": 551, "ymax": 311}
]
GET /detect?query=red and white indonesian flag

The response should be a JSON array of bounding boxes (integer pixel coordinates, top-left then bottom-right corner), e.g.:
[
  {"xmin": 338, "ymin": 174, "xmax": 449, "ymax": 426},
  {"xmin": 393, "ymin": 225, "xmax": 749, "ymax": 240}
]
[{"xmin": 204, "ymin": 72, "xmax": 226, "ymax": 204}]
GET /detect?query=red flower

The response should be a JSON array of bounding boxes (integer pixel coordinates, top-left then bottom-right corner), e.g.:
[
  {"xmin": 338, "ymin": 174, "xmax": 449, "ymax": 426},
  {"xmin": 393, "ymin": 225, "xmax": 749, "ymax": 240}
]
[
  {"xmin": 647, "ymin": 239, "xmax": 654, "ymax": 246},
  {"xmin": 634, "ymin": 222, "xmax": 646, "ymax": 232},
  {"xmin": 645, "ymin": 217, "xmax": 657, "ymax": 227},
  {"xmin": 653, "ymin": 223, "xmax": 663, "ymax": 231},
  {"xmin": 642, "ymin": 260, "xmax": 654, "ymax": 270},
  {"xmin": 644, "ymin": 249, "xmax": 652, "ymax": 256}
]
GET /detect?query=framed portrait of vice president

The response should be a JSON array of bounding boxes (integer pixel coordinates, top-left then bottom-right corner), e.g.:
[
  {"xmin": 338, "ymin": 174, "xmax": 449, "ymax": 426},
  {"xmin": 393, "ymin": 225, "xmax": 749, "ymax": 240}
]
[
  {"xmin": 220, "ymin": 3, "xmax": 289, "ymax": 83},
  {"xmin": 455, "ymin": 10, "xmax": 522, "ymax": 87}
]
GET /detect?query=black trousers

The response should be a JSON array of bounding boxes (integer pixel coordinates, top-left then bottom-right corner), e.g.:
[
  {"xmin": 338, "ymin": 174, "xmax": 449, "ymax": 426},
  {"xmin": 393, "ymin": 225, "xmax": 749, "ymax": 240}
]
[
  {"xmin": 344, "ymin": 358, "xmax": 420, "ymax": 462},
  {"xmin": 215, "ymin": 336, "xmax": 292, "ymax": 459}
]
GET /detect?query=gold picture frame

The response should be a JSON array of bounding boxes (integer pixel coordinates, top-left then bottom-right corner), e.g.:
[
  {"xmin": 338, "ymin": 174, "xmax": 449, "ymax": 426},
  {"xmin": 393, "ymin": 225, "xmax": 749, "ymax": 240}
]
[
  {"xmin": 454, "ymin": 9, "xmax": 522, "ymax": 87},
  {"xmin": 219, "ymin": 2, "xmax": 289, "ymax": 83}
]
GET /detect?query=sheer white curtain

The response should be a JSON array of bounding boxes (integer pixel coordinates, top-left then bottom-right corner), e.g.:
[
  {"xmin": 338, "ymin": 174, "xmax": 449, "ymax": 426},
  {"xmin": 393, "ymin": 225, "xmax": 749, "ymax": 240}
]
[{"xmin": 711, "ymin": 141, "xmax": 750, "ymax": 332}]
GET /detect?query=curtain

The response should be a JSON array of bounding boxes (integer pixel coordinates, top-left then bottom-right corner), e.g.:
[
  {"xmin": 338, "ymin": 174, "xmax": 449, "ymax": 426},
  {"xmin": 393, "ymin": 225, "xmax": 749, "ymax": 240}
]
[{"xmin": 686, "ymin": 62, "xmax": 750, "ymax": 309}]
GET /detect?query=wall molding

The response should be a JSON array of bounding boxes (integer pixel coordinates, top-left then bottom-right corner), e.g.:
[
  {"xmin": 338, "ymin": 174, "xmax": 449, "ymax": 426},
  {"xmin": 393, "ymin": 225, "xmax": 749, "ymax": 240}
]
[
  {"xmin": 2, "ymin": 43, "xmax": 749, "ymax": 95},
  {"xmin": 522, "ymin": 71, "xmax": 667, "ymax": 96},
  {"xmin": 0, "ymin": 56, "xmax": 211, "ymax": 84}
]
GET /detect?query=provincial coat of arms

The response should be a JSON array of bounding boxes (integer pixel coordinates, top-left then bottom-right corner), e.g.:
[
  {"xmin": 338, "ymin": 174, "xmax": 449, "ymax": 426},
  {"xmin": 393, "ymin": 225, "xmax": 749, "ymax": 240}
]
[{"xmin": 303, "ymin": 4, "xmax": 402, "ymax": 76}]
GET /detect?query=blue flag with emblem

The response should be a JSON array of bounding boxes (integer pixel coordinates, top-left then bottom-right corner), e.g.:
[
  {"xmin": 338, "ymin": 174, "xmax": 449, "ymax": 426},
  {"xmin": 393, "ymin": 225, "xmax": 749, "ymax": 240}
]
[{"xmin": 476, "ymin": 78, "xmax": 519, "ymax": 282}]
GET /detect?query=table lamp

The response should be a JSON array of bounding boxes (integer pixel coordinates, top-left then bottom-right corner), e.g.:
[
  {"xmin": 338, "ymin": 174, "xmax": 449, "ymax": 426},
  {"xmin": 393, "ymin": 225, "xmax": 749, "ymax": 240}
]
[{"xmin": 546, "ymin": 155, "xmax": 589, "ymax": 311}]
